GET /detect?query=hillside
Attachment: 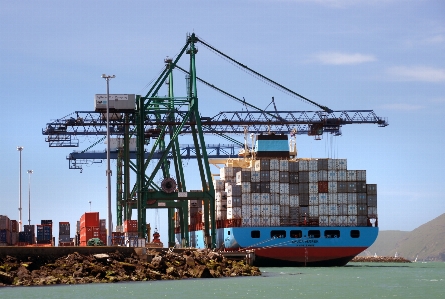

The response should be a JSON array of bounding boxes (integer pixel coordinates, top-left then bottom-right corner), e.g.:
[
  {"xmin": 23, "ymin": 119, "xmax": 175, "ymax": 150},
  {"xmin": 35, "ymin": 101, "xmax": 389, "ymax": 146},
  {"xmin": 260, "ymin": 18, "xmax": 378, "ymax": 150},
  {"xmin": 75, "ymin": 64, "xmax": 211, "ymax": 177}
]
[{"xmin": 363, "ymin": 213, "xmax": 445, "ymax": 261}]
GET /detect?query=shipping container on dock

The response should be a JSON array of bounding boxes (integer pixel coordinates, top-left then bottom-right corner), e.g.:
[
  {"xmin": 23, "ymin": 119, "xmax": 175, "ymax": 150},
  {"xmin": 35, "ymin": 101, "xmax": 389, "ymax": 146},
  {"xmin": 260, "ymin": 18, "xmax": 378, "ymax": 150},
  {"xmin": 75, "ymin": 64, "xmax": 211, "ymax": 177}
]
[
  {"xmin": 79, "ymin": 226, "xmax": 100, "ymax": 246},
  {"xmin": 80, "ymin": 212, "xmax": 99, "ymax": 228},
  {"xmin": 124, "ymin": 220, "xmax": 138, "ymax": 232},
  {"xmin": 59, "ymin": 222, "xmax": 70, "ymax": 235},
  {"xmin": 0, "ymin": 229, "xmax": 11, "ymax": 245},
  {"xmin": 18, "ymin": 231, "xmax": 34, "ymax": 244},
  {"xmin": 0, "ymin": 215, "xmax": 10, "ymax": 231},
  {"xmin": 36, "ymin": 224, "xmax": 52, "ymax": 244}
]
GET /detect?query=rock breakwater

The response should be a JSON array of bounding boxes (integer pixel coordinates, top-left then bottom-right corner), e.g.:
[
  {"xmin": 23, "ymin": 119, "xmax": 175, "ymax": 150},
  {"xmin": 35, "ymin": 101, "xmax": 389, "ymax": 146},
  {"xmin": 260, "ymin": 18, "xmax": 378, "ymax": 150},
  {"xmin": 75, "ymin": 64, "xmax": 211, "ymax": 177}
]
[
  {"xmin": 351, "ymin": 256, "xmax": 411, "ymax": 263},
  {"xmin": 0, "ymin": 248, "xmax": 260, "ymax": 286}
]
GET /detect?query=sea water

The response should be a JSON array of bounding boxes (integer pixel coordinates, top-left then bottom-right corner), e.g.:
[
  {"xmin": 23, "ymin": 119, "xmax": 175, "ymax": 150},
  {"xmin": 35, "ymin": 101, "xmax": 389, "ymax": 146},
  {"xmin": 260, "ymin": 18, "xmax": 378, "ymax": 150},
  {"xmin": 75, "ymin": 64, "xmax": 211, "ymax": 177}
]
[{"xmin": 1, "ymin": 262, "xmax": 444, "ymax": 299}]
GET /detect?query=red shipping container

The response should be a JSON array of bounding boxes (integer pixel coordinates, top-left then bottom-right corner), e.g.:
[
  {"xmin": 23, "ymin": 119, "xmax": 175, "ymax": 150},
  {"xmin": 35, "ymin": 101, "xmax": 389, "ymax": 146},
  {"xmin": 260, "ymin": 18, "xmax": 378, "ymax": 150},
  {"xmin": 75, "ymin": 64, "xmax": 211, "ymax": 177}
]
[
  {"xmin": 318, "ymin": 181, "xmax": 329, "ymax": 193},
  {"xmin": 99, "ymin": 231, "xmax": 107, "ymax": 244},
  {"xmin": 80, "ymin": 212, "xmax": 99, "ymax": 228},
  {"xmin": 80, "ymin": 226, "xmax": 100, "ymax": 244},
  {"xmin": 124, "ymin": 220, "xmax": 138, "ymax": 232}
]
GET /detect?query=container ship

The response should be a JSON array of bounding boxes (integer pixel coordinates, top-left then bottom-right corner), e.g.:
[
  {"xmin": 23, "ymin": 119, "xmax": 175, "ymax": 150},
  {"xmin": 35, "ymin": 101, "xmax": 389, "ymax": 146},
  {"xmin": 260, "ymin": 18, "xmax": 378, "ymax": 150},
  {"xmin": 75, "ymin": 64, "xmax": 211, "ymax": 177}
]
[{"xmin": 177, "ymin": 133, "xmax": 378, "ymax": 266}]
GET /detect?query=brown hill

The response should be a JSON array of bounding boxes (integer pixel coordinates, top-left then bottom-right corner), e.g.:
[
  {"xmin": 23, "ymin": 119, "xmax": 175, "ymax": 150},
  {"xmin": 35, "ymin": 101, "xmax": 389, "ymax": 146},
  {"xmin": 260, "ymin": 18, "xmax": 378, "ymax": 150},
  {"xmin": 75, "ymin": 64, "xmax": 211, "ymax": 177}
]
[{"xmin": 362, "ymin": 213, "xmax": 445, "ymax": 261}]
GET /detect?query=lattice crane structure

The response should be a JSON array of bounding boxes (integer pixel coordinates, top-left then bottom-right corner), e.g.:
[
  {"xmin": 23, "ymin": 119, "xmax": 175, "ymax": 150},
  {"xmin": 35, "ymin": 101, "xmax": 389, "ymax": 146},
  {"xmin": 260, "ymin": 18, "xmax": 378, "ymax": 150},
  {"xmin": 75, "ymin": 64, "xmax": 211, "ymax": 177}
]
[{"xmin": 42, "ymin": 33, "xmax": 388, "ymax": 248}]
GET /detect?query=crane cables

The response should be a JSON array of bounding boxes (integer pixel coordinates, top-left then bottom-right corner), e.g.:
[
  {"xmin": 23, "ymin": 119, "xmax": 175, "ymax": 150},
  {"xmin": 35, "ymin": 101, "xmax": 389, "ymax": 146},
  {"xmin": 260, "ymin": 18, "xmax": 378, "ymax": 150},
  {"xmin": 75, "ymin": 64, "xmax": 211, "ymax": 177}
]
[{"xmin": 195, "ymin": 35, "xmax": 333, "ymax": 113}]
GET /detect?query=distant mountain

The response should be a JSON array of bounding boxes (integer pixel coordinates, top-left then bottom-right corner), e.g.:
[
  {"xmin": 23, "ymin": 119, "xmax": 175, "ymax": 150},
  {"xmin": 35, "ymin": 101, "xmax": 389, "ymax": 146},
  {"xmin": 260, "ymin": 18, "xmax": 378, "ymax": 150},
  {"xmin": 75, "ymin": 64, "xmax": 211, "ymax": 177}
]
[{"xmin": 362, "ymin": 213, "xmax": 445, "ymax": 261}]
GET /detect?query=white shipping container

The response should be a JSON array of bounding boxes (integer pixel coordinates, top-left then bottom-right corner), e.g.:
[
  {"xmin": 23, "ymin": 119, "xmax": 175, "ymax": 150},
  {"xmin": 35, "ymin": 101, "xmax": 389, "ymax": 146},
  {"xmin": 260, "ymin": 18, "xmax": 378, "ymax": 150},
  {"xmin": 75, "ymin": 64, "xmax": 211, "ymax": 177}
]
[
  {"xmin": 319, "ymin": 204, "xmax": 329, "ymax": 216},
  {"xmin": 318, "ymin": 170, "xmax": 328, "ymax": 181},
  {"xmin": 270, "ymin": 181, "xmax": 280, "ymax": 193},
  {"xmin": 251, "ymin": 217, "xmax": 261, "ymax": 226},
  {"xmin": 242, "ymin": 205, "xmax": 252, "ymax": 218},
  {"xmin": 338, "ymin": 215, "xmax": 348, "ymax": 226},
  {"xmin": 251, "ymin": 171, "xmax": 261, "ymax": 182},
  {"xmin": 309, "ymin": 159, "xmax": 318, "ymax": 171},
  {"xmin": 319, "ymin": 193, "xmax": 328, "ymax": 204},
  {"xmin": 271, "ymin": 205, "xmax": 280, "ymax": 216},
  {"xmin": 279, "ymin": 160, "xmax": 289, "ymax": 171},
  {"xmin": 328, "ymin": 181, "xmax": 337, "ymax": 193},
  {"xmin": 216, "ymin": 191, "xmax": 227, "ymax": 201},
  {"xmin": 227, "ymin": 207, "xmax": 242, "ymax": 219},
  {"xmin": 288, "ymin": 195, "xmax": 298, "ymax": 207},
  {"xmin": 279, "ymin": 183, "xmax": 289, "ymax": 194},
  {"xmin": 309, "ymin": 194, "xmax": 319, "ymax": 205},
  {"xmin": 328, "ymin": 193, "xmax": 338, "ymax": 204},
  {"xmin": 336, "ymin": 159, "xmax": 347, "ymax": 170},
  {"xmin": 298, "ymin": 160, "xmax": 309, "ymax": 171},
  {"xmin": 261, "ymin": 204, "xmax": 271, "ymax": 216},
  {"xmin": 242, "ymin": 193, "xmax": 251, "ymax": 205},
  {"xmin": 328, "ymin": 170, "xmax": 338, "ymax": 181},
  {"xmin": 270, "ymin": 159, "xmax": 280, "ymax": 170},
  {"xmin": 337, "ymin": 193, "xmax": 348, "ymax": 204},
  {"xmin": 347, "ymin": 170, "xmax": 357, "ymax": 181},
  {"xmin": 213, "ymin": 180, "xmax": 225, "ymax": 191},
  {"xmin": 251, "ymin": 204, "xmax": 261, "ymax": 216},
  {"xmin": 328, "ymin": 159, "xmax": 337, "ymax": 170},
  {"xmin": 309, "ymin": 182, "xmax": 318, "ymax": 193},
  {"xmin": 348, "ymin": 204, "xmax": 358, "ymax": 215},
  {"xmin": 319, "ymin": 215, "xmax": 329, "ymax": 226},
  {"xmin": 347, "ymin": 216, "xmax": 357, "ymax": 226},
  {"xmin": 309, "ymin": 206, "xmax": 319, "ymax": 217},
  {"xmin": 347, "ymin": 193, "xmax": 357, "ymax": 204},
  {"xmin": 241, "ymin": 218, "xmax": 252, "ymax": 227},
  {"xmin": 328, "ymin": 204, "xmax": 338, "ymax": 216},
  {"xmin": 241, "ymin": 182, "xmax": 251, "ymax": 193},
  {"xmin": 270, "ymin": 216, "xmax": 280, "ymax": 226},
  {"xmin": 270, "ymin": 170, "xmax": 279, "ymax": 182},
  {"xmin": 337, "ymin": 170, "xmax": 347, "ymax": 181},
  {"xmin": 260, "ymin": 193, "xmax": 270, "ymax": 204},
  {"xmin": 328, "ymin": 216, "xmax": 338, "ymax": 226},
  {"xmin": 309, "ymin": 171, "xmax": 318, "ymax": 183},
  {"xmin": 260, "ymin": 217, "xmax": 270, "ymax": 227},
  {"xmin": 251, "ymin": 193, "xmax": 261, "ymax": 205}
]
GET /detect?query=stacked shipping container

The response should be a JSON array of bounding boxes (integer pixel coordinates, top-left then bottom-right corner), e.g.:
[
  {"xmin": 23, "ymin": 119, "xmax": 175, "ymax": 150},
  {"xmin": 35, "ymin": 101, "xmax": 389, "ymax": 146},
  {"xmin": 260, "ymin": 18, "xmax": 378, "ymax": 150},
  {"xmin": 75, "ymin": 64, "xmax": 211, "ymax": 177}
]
[
  {"xmin": 59, "ymin": 222, "xmax": 73, "ymax": 246},
  {"xmin": 212, "ymin": 158, "xmax": 378, "ymax": 228},
  {"xmin": 79, "ymin": 212, "xmax": 100, "ymax": 246}
]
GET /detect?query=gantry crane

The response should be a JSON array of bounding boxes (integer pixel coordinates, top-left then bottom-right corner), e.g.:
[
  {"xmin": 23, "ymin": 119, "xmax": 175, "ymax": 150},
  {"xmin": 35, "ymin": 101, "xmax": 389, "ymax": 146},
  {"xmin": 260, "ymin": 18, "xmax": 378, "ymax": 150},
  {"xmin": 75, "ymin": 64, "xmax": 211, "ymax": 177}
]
[{"xmin": 42, "ymin": 33, "xmax": 388, "ymax": 248}]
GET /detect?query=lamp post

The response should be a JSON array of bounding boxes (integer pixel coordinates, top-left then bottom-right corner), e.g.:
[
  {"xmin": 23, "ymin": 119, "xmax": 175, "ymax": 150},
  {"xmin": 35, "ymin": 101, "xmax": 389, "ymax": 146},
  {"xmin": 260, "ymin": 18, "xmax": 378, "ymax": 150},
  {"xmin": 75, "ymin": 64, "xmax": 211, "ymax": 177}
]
[
  {"xmin": 27, "ymin": 170, "xmax": 33, "ymax": 226},
  {"xmin": 17, "ymin": 146, "xmax": 23, "ymax": 231},
  {"xmin": 101, "ymin": 74, "xmax": 115, "ymax": 246}
]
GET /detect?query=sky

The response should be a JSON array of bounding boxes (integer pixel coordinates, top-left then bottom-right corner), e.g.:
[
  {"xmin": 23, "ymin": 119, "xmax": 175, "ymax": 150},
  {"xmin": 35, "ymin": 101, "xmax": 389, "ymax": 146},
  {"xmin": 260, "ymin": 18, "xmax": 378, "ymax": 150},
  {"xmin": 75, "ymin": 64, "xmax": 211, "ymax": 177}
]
[{"xmin": 1, "ymin": 0, "xmax": 444, "ymax": 245}]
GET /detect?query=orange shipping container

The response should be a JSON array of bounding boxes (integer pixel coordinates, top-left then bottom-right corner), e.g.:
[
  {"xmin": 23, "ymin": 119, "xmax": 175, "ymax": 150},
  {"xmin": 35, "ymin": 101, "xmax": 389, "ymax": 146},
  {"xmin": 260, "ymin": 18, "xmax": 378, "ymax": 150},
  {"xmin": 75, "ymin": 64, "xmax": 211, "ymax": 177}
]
[{"xmin": 124, "ymin": 220, "xmax": 138, "ymax": 232}]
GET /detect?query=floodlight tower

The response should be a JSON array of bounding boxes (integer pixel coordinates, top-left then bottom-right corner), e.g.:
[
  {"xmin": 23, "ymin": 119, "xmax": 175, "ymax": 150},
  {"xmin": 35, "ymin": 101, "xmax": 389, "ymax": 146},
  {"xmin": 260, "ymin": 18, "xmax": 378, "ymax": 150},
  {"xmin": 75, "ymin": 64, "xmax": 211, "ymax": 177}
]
[
  {"xmin": 17, "ymin": 146, "xmax": 23, "ymax": 231},
  {"xmin": 101, "ymin": 74, "xmax": 115, "ymax": 246},
  {"xmin": 27, "ymin": 170, "xmax": 33, "ymax": 226}
]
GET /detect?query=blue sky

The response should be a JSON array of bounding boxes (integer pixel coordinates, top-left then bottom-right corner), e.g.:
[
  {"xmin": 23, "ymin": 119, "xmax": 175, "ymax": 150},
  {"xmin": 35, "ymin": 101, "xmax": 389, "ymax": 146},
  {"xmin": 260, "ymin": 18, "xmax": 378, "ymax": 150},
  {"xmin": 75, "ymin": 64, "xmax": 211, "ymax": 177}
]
[{"xmin": 1, "ymin": 0, "xmax": 444, "ymax": 244}]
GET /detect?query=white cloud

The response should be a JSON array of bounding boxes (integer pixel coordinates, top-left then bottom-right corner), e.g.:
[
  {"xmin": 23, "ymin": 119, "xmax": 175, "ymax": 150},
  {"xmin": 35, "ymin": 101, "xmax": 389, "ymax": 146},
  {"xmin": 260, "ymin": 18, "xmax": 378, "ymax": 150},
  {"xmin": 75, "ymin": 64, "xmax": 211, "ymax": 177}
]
[
  {"xmin": 386, "ymin": 66, "xmax": 445, "ymax": 82},
  {"xmin": 380, "ymin": 103, "xmax": 423, "ymax": 111},
  {"xmin": 311, "ymin": 52, "xmax": 376, "ymax": 65}
]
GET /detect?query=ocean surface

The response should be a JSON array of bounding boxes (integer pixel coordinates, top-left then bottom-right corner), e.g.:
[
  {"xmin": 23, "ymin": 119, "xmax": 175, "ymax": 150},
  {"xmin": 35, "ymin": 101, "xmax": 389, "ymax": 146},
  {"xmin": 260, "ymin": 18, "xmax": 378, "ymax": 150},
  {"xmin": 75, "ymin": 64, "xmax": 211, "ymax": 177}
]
[{"xmin": 1, "ymin": 262, "xmax": 444, "ymax": 299}]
